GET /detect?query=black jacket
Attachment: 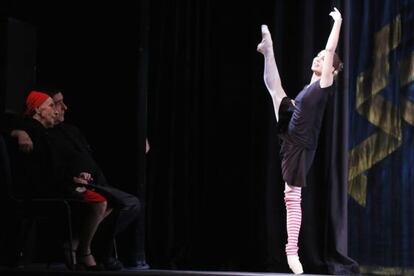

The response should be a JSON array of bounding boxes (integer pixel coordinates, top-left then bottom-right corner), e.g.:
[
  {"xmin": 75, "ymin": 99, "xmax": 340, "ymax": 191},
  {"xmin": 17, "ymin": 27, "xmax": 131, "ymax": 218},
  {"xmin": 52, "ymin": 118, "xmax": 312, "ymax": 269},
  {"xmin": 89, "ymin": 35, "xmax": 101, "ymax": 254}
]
[{"xmin": 12, "ymin": 118, "xmax": 77, "ymax": 198}]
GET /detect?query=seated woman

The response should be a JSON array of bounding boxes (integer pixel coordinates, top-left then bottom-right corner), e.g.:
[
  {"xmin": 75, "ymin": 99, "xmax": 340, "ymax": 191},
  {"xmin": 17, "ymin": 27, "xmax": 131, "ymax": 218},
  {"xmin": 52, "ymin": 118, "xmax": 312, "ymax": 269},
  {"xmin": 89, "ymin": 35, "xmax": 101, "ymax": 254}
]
[{"xmin": 17, "ymin": 91, "xmax": 112, "ymax": 270}]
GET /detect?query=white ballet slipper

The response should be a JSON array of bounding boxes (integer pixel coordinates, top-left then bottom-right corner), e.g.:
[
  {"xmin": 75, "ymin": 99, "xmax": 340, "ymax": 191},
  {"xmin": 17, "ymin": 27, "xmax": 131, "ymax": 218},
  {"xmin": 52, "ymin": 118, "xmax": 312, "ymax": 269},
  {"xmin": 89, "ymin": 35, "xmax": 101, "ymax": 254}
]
[{"xmin": 287, "ymin": 255, "xmax": 304, "ymax": 275}]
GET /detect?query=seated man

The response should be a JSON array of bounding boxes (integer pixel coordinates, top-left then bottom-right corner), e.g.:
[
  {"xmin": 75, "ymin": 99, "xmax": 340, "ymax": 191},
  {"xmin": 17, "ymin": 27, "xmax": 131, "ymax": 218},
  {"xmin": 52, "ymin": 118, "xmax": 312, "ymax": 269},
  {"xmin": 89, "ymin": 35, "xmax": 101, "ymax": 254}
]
[{"xmin": 9, "ymin": 89, "xmax": 147, "ymax": 270}]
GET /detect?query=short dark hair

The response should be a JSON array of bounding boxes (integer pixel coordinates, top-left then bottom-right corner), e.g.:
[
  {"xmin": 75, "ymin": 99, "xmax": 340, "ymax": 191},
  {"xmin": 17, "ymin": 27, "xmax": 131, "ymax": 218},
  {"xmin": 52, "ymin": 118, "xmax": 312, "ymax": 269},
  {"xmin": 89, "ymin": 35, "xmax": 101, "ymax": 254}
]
[{"xmin": 31, "ymin": 86, "xmax": 62, "ymax": 97}]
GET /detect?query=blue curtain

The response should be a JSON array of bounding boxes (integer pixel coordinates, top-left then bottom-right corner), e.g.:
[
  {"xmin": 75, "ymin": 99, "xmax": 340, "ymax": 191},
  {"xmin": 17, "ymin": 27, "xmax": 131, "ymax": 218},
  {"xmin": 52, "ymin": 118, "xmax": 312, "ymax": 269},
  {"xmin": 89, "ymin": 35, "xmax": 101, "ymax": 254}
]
[{"xmin": 348, "ymin": 0, "xmax": 414, "ymax": 273}]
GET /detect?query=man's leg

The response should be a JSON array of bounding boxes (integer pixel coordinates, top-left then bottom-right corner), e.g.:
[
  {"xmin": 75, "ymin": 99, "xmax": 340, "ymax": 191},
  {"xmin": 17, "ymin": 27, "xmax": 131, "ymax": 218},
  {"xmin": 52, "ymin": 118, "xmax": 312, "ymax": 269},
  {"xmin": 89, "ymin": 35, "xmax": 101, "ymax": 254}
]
[
  {"xmin": 108, "ymin": 189, "xmax": 145, "ymax": 268},
  {"xmin": 92, "ymin": 185, "xmax": 140, "ymax": 270},
  {"xmin": 118, "ymin": 208, "xmax": 149, "ymax": 269}
]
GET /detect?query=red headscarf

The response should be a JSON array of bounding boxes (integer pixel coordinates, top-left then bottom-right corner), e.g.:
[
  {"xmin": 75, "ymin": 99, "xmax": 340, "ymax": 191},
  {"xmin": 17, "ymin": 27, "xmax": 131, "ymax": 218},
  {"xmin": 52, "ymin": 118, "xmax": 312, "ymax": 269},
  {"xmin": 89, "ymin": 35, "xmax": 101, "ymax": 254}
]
[{"xmin": 25, "ymin": 91, "xmax": 50, "ymax": 116}]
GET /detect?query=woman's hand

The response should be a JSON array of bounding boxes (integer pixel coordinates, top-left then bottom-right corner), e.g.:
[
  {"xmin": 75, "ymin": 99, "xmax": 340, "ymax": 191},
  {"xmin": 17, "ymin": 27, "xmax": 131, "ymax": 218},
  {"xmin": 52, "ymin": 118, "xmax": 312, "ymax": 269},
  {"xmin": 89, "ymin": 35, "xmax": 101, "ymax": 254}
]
[
  {"xmin": 73, "ymin": 172, "xmax": 93, "ymax": 185},
  {"xmin": 79, "ymin": 172, "xmax": 93, "ymax": 183},
  {"xmin": 329, "ymin": 7, "xmax": 342, "ymax": 22},
  {"xmin": 73, "ymin": 176, "xmax": 88, "ymax": 185},
  {"xmin": 11, "ymin": 130, "xmax": 33, "ymax": 153}
]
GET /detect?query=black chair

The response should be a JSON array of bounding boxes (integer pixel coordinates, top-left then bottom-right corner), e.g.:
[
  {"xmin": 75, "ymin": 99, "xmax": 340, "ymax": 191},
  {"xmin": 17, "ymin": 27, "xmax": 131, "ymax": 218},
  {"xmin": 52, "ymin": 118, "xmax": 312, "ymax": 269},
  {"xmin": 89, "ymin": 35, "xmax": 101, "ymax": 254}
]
[{"xmin": 0, "ymin": 134, "xmax": 76, "ymax": 269}]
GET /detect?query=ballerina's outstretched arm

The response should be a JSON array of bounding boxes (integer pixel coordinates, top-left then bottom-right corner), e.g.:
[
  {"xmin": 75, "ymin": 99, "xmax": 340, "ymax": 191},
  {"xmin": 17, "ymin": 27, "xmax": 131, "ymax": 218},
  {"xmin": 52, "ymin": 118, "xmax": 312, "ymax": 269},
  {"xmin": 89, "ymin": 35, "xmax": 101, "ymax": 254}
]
[{"xmin": 320, "ymin": 7, "xmax": 342, "ymax": 88}]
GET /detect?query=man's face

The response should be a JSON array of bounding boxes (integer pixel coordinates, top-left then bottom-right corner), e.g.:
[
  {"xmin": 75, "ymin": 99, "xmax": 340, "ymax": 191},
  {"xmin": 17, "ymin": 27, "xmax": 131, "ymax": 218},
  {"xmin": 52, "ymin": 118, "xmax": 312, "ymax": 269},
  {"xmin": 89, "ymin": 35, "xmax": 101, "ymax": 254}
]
[{"xmin": 52, "ymin": 92, "xmax": 67, "ymax": 124}]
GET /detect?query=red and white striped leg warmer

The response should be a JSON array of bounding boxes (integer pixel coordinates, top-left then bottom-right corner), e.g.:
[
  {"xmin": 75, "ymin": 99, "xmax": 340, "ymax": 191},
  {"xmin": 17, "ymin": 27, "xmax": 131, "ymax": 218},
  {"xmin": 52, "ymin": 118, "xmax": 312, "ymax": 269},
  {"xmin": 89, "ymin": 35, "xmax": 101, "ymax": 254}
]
[
  {"xmin": 284, "ymin": 183, "xmax": 302, "ymax": 255},
  {"xmin": 284, "ymin": 183, "xmax": 303, "ymax": 274}
]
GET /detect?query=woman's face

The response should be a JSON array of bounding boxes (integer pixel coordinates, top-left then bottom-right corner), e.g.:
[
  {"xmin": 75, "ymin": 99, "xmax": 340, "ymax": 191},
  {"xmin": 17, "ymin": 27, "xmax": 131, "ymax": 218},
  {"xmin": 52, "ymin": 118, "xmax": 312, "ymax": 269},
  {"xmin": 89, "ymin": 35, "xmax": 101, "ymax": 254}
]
[
  {"xmin": 35, "ymin": 97, "xmax": 57, "ymax": 128},
  {"xmin": 311, "ymin": 50, "xmax": 325, "ymax": 75}
]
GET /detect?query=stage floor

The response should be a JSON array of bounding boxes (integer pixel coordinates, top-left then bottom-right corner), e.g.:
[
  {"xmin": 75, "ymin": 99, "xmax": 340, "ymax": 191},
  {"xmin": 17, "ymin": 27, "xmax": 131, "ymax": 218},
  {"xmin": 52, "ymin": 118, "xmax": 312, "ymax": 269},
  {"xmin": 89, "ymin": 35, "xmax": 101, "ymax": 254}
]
[{"xmin": 0, "ymin": 264, "xmax": 330, "ymax": 276}]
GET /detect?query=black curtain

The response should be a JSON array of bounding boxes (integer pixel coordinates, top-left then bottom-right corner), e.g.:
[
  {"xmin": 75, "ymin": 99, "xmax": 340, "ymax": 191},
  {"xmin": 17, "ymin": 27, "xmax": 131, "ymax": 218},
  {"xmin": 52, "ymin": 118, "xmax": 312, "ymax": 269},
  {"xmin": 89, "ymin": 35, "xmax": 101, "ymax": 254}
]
[
  {"xmin": 146, "ymin": 0, "xmax": 358, "ymax": 274},
  {"xmin": 0, "ymin": 0, "xmax": 146, "ymax": 264},
  {"xmin": 1, "ymin": 0, "xmax": 359, "ymax": 274}
]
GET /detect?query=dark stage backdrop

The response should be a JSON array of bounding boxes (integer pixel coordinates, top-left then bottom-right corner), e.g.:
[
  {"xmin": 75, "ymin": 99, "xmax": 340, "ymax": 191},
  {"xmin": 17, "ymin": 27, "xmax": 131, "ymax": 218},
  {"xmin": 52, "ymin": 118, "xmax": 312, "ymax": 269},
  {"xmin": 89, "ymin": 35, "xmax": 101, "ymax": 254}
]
[
  {"xmin": 0, "ymin": 0, "xmax": 360, "ymax": 274},
  {"xmin": 0, "ymin": 0, "xmax": 148, "ymax": 265},
  {"xmin": 146, "ymin": 0, "xmax": 357, "ymax": 274},
  {"xmin": 347, "ymin": 0, "xmax": 414, "ymax": 274}
]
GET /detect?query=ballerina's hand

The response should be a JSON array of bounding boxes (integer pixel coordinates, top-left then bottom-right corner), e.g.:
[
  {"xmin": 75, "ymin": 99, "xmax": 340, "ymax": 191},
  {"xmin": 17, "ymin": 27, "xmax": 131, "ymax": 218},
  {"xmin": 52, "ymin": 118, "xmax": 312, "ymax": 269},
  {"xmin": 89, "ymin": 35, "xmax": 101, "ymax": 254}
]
[{"xmin": 329, "ymin": 7, "xmax": 342, "ymax": 21}]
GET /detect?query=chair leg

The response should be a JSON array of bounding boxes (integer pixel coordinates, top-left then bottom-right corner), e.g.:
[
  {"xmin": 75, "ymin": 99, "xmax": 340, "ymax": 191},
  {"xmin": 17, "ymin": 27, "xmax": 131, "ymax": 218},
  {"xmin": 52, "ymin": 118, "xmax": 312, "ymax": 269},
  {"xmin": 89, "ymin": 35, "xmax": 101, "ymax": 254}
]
[
  {"xmin": 113, "ymin": 239, "xmax": 119, "ymax": 260},
  {"xmin": 63, "ymin": 201, "xmax": 76, "ymax": 267},
  {"xmin": 20, "ymin": 218, "xmax": 36, "ymax": 268}
]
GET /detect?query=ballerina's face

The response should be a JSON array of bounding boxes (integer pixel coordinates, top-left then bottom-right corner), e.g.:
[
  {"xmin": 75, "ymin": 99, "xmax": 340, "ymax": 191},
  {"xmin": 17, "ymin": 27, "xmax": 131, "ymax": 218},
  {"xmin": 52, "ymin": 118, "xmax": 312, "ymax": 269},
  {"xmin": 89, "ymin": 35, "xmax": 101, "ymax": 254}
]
[
  {"xmin": 311, "ymin": 50, "xmax": 326, "ymax": 76},
  {"xmin": 311, "ymin": 50, "xmax": 342, "ymax": 77}
]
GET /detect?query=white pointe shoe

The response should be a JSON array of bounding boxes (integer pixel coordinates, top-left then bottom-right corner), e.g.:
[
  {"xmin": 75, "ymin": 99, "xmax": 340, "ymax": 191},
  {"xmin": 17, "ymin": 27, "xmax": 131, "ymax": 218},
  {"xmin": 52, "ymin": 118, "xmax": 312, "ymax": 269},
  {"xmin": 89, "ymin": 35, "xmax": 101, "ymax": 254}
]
[
  {"xmin": 261, "ymin": 24, "xmax": 270, "ymax": 34},
  {"xmin": 257, "ymin": 25, "xmax": 273, "ymax": 54},
  {"xmin": 287, "ymin": 255, "xmax": 304, "ymax": 275}
]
